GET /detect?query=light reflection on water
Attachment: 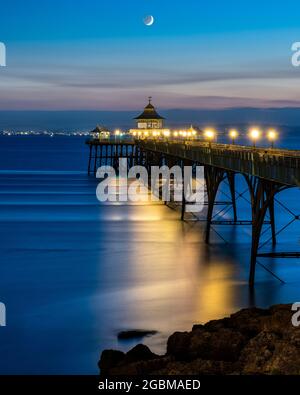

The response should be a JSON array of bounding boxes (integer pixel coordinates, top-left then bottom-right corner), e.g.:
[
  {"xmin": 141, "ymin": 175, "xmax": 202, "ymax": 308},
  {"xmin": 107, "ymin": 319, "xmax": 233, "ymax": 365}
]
[{"xmin": 0, "ymin": 137, "xmax": 300, "ymax": 374}]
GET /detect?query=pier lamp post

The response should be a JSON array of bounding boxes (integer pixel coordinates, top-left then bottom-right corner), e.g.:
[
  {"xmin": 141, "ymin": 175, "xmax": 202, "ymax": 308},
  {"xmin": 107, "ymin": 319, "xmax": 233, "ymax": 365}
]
[
  {"xmin": 163, "ymin": 130, "xmax": 170, "ymax": 139},
  {"xmin": 249, "ymin": 128, "xmax": 261, "ymax": 148},
  {"xmin": 152, "ymin": 131, "xmax": 158, "ymax": 139},
  {"xmin": 173, "ymin": 131, "xmax": 178, "ymax": 138},
  {"xmin": 114, "ymin": 129, "xmax": 120, "ymax": 142},
  {"xmin": 267, "ymin": 129, "xmax": 278, "ymax": 149},
  {"xmin": 204, "ymin": 129, "xmax": 216, "ymax": 147},
  {"xmin": 229, "ymin": 129, "xmax": 239, "ymax": 145}
]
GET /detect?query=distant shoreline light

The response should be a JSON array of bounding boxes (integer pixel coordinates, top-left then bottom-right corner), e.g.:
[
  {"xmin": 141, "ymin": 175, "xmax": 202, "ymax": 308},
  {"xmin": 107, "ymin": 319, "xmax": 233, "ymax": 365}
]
[{"xmin": 0, "ymin": 131, "xmax": 93, "ymax": 137}]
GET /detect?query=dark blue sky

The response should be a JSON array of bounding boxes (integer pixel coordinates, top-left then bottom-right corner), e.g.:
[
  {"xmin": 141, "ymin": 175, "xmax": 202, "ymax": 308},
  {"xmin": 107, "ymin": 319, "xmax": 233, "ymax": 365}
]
[{"xmin": 0, "ymin": 0, "xmax": 300, "ymax": 110}]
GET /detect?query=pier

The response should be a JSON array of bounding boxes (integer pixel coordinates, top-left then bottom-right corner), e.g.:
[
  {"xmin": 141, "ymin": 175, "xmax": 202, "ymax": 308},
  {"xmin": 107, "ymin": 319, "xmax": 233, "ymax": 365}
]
[
  {"xmin": 87, "ymin": 137, "xmax": 300, "ymax": 286},
  {"xmin": 86, "ymin": 139, "xmax": 136, "ymax": 176}
]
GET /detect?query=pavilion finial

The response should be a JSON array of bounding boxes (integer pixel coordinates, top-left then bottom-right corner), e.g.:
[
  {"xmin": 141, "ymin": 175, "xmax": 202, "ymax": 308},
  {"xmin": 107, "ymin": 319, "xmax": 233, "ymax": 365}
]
[{"xmin": 148, "ymin": 96, "xmax": 152, "ymax": 104}]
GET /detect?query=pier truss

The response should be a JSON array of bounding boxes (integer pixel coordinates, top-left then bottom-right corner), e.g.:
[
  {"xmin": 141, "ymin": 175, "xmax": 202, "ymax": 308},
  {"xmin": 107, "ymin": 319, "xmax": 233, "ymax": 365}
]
[{"xmin": 86, "ymin": 139, "xmax": 300, "ymax": 286}]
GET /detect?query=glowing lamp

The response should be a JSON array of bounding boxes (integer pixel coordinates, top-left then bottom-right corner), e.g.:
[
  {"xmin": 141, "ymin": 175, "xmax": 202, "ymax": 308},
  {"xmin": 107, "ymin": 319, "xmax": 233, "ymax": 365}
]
[
  {"xmin": 204, "ymin": 129, "xmax": 216, "ymax": 141},
  {"xmin": 229, "ymin": 129, "xmax": 238, "ymax": 143},
  {"xmin": 267, "ymin": 129, "xmax": 278, "ymax": 148},
  {"xmin": 249, "ymin": 128, "xmax": 261, "ymax": 147}
]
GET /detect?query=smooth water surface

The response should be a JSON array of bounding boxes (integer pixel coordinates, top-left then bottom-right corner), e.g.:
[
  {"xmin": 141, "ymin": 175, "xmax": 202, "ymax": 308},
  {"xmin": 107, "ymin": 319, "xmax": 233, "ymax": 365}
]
[{"xmin": 0, "ymin": 135, "xmax": 300, "ymax": 374}]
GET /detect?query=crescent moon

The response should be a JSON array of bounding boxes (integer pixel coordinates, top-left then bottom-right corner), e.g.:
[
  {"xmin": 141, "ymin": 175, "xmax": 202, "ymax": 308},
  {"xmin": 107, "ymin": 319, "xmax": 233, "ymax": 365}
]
[{"xmin": 144, "ymin": 15, "xmax": 154, "ymax": 26}]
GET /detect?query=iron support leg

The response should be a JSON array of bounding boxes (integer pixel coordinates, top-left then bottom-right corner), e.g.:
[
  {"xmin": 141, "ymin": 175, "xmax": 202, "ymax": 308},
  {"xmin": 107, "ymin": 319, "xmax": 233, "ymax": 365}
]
[
  {"xmin": 205, "ymin": 166, "xmax": 225, "ymax": 243},
  {"xmin": 227, "ymin": 172, "xmax": 237, "ymax": 222},
  {"xmin": 88, "ymin": 145, "xmax": 92, "ymax": 175}
]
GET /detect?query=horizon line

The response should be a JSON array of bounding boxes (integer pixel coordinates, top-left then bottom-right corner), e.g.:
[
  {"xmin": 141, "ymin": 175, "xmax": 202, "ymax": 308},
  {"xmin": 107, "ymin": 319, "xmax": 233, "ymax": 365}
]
[{"xmin": 1, "ymin": 106, "xmax": 300, "ymax": 112}]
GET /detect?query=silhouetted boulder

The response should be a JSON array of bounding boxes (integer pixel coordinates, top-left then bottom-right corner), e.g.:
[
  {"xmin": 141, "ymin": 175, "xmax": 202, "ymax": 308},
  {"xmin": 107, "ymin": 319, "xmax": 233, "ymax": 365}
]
[
  {"xmin": 202, "ymin": 318, "xmax": 230, "ymax": 332},
  {"xmin": 153, "ymin": 358, "xmax": 237, "ymax": 375},
  {"xmin": 189, "ymin": 328, "xmax": 246, "ymax": 362},
  {"xmin": 99, "ymin": 344, "xmax": 159, "ymax": 376},
  {"xmin": 228, "ymin": 307, "xmax": 270, "ymax": 337},
  {"xmin": 239, "ymin": 330, "xmax": 300, "ymax": 375},
  {"xmin": 167, "ymin": 331, "xmax": 192, "ymax": 358},
  {"xmin": 99, "ymin": 303, "xmax": 300, "ymax": 375},
  {"xmin": 99, "ymin": 350, "xmax": 125, "ymax": 374},
  {"xmin": 123, "ymin": 344, "xmax": 158, "ymax": 364}
]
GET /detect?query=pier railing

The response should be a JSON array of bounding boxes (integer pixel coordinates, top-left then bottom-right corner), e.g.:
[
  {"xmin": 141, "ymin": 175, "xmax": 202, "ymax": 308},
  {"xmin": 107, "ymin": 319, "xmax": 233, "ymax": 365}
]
[{"xmin": 138, "ymin": 140, "xmax": 300, "ymax": 186}]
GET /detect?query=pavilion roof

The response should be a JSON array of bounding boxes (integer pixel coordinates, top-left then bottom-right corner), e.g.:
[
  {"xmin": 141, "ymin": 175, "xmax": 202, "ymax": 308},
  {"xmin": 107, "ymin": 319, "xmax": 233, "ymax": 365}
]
[{"xmin": 134, "ymin": 99, "xmax": 165, "ymax": 120}]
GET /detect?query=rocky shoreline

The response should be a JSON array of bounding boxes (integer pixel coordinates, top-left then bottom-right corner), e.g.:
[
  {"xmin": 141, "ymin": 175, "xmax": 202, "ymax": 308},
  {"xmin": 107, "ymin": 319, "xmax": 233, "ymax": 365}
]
[{"xmin": 99, "ymin": 304, "xmax": 300, "ymax": 375}]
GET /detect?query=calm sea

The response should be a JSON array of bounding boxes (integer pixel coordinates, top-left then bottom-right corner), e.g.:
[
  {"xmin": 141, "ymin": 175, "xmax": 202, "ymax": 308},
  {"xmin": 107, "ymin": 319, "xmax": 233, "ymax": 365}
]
[{"xmin": 0, "ymin": 134, "xmax": 300, "ymax": 374}]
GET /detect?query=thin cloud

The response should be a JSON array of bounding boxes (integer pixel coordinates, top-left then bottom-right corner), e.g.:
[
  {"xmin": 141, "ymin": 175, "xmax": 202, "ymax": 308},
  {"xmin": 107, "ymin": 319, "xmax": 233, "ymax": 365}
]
[{"xmin": 2, "ymin": 65, "xmax": 299, "ymax": 90}]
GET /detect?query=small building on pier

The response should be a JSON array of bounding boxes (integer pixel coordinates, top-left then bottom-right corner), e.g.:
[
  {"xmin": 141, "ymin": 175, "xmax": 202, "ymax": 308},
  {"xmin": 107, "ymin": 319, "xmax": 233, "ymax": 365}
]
[
  {"xmin": 130, "ymin": 97, "xmax": 170, "ymax": 138},
  {"xmin": 91, "ymin": 125, "xmax": 110, "ymax": 139}
]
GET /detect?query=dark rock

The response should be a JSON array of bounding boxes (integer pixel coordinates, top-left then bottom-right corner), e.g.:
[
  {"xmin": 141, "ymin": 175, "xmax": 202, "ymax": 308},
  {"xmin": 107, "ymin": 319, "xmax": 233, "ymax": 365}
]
[
  {"xmin": 99, "ymin": 303, "xmax": 300, "ymax": 375},
  {"xmin": 117, "ymin": 329, "xmax": 158, "ymax": 340},
  {"xmin": 264, "ymin": 304, "xmax": 294, "ymax": 335},
  {"xmin": 270, "ymin": 303, "xmax": 293, "ymax": 314},
  {"xmin": 167, "ymin": 331, "xmax": 192, "ymax": 358},
  {"xmin": 203, "ymin": 317, "xmax": 230, "ymax": 332},
  {"xmin": 239, "ymin": 330, "xmax": 300, "ymax": 375},
  {"xmin": 98, "ymin": 349, "xmax": 125, "ymax": 374},
  {"xmin": 154, "ymin": 358, "xmax": 237, "ymax": 375},
  {"xmin": 99, "ymin": 344, "xmax": 159, "ymax": 375},
  {"xmin": 189, "ymin": 328, "xmax": 246, "ymax": 362},
  {"xmin": 109, "ymin": 357, "xmax": 172, "ymax": 376},
  {"xmin": 228, "ymin": 307, "xmax": 270, "ymax": 338},
  {"xmin": 192, "ymin": 324, "xmax": 204, "ymax": 331},
  {"xmin": 123, "ymin": 344, "xmax": 158, "ymax": 364}
]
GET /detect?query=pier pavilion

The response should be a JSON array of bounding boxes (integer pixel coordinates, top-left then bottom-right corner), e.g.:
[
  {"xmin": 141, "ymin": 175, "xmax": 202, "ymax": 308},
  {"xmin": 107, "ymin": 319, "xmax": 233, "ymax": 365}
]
[
  {"xmin": 91, "ymin": 125, "xmax": 110, "ymax": 139},
  {"xmin": 129, "ymin": 97, "xmax": 171, "ymax": 138}
]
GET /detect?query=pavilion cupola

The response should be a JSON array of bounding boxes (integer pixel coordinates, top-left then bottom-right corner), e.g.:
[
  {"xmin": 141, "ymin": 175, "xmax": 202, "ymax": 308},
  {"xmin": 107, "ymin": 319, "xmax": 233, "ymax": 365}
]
[{"xmin": 134, "ymin": 97, "xmax": 165, "ymax": 129}]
